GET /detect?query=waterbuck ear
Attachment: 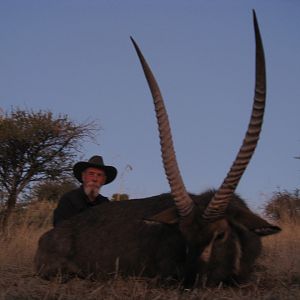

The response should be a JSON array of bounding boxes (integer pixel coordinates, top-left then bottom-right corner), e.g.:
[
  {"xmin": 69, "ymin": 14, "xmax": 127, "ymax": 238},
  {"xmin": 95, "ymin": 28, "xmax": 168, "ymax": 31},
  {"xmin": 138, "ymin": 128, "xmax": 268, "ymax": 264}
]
[
  {"xmin": 232, "ymin": 207, "xmax": 281, "ymax": 236},
  {"xmin": 252, "ymin": 225, "xmax": 281, "ymax": 236},
  {"xmin": 144, "ymin": 207, "xmax": 179, "ymax": 225}
]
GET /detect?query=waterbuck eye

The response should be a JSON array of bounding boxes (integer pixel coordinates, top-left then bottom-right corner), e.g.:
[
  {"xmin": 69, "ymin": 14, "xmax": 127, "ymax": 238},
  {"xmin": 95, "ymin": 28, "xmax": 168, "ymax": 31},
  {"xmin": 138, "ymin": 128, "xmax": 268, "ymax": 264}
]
[{"xmin": 216, "ymin": 232, "xmax": 225, "ymax": 241}]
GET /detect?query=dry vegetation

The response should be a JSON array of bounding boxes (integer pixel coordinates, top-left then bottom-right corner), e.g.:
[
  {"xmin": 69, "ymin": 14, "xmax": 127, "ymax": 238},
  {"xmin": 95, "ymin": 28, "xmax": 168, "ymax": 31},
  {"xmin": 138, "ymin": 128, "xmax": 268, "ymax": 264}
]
[{"xmin": 0, "ymin": 201, "xmax": 299, "ymax": 300}]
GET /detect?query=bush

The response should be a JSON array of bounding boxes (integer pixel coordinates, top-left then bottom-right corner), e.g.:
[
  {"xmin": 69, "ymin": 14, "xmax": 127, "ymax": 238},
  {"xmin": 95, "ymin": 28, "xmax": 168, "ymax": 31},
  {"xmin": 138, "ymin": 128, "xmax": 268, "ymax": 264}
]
[
  {"xmin": 28, "ymin": 178, "xmax": 77, "ymax": 203},
  {"xmin": 111, "ymin": 193, "xmax": 129, "ymax": 201},
  {"xmin": 264, "ymin": 189, "xmax": 300, "ymax": 223}
]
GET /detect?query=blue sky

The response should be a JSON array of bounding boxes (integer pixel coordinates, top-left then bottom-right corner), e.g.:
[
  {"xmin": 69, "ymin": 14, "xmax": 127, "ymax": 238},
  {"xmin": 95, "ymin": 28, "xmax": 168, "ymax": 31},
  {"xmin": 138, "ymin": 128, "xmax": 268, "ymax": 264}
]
[{"xmin": 0, "ymin": 0, "xmax": 299, "ymax": 211}]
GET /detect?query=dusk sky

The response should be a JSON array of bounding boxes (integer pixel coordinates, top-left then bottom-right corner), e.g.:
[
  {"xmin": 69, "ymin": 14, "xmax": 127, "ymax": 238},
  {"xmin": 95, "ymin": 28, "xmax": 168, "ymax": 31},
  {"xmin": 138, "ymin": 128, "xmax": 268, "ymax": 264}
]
[{"xmin": 1, "ymin": 0, "xmax": 299, "ymax": 211}]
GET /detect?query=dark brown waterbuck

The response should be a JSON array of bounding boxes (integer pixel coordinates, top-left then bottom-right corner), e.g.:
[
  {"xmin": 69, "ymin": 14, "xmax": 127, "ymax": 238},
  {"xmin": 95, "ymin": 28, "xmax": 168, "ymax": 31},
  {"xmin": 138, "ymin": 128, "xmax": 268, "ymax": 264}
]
[{"xmin": 35, "ymin": 11, "xmax": 280, "ymax": 287}]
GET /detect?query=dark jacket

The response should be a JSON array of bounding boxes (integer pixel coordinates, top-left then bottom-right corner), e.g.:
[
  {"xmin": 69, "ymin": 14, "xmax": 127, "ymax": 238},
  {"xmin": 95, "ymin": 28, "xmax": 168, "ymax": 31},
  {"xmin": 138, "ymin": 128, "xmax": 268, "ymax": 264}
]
[{"xmin": 53, "ymin": 186, "xmax": 109, "ymax": 226}]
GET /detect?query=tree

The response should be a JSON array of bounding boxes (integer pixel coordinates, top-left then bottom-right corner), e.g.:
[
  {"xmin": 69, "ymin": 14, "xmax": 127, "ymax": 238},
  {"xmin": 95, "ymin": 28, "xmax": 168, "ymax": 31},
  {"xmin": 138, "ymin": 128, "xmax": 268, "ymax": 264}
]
[
  {"xmin": 0, "ymin": 108, "xmax": 97, "ymax": 228},
  {"xmin": 264, "ymin": 189, "xmax": 300, "ymax": 223}
]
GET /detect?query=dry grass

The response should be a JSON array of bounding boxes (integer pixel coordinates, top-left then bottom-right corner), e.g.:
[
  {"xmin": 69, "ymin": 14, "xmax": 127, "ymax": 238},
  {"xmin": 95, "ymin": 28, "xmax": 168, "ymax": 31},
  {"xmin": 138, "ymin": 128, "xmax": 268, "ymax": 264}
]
[{"xmin": 0, "ymin": 204, "xmax": 299, "ymax": 299}]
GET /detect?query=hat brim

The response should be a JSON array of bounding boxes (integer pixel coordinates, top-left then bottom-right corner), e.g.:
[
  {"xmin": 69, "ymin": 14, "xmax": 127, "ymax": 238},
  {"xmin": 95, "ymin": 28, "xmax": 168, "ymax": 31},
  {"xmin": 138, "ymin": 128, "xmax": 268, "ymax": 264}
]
[{"xmin": 73, "ymin": 162, "xmax": 117, "ymax": 185}]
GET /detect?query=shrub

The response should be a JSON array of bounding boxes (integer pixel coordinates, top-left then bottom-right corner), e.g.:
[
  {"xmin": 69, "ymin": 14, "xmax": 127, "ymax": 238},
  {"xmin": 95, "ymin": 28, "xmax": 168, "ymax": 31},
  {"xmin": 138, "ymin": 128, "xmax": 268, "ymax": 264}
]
[{"xmin": 264, "ymin": 189, "xmax": 300, "ymax": 223}]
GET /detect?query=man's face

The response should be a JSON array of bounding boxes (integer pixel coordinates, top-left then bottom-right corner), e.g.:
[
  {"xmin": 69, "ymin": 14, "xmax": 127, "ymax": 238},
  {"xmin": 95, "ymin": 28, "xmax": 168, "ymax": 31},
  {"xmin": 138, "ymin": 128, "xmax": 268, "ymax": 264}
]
[{"xmin": 82, "ymin": 167, "xmax": 107, "ymax": 200}]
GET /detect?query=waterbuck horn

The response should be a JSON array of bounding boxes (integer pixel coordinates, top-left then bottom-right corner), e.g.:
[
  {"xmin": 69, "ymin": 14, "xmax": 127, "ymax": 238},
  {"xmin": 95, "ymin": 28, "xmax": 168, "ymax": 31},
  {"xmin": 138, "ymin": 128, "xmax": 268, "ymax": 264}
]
[
  {"xmin": 131, "ymin": 37, "xmax": 194, "ymax": 217},
  {"xmin": 203, "ymin": 10, "xmax": 266, "ymax": 221}
]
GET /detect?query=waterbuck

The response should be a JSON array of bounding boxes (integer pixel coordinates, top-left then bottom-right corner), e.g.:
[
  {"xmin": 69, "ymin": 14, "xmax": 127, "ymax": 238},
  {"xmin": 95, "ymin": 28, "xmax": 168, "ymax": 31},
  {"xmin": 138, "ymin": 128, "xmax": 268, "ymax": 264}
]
[{"xmin": 35, "ymin": 11, "xmax": 280, "ymax": 287}]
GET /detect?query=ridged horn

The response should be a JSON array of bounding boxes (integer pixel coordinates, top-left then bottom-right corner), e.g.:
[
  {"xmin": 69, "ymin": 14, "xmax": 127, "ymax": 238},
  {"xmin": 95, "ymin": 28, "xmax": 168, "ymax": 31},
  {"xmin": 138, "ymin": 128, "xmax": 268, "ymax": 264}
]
[
  {"xmin": 203, "ymin": 10, "xmax": 266, "ymax": 221},
  {"xmin": 131, "ymin": 37, "xmax": 194, "ymax": 217}
]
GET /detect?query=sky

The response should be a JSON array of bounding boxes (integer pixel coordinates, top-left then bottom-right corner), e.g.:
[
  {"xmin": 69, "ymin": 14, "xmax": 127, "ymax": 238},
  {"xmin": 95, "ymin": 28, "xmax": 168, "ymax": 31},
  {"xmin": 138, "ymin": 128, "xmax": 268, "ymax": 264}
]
[{"xmin": 0, "ymin": 0, "xmax": 299, "ymax": 211}]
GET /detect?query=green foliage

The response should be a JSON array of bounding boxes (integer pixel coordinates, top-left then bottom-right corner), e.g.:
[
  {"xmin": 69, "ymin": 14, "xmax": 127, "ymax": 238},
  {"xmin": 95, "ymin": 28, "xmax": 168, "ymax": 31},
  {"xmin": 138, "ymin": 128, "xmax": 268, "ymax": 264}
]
[
  {"xmin": 111, "ymin": 193, "xmax": 129, "ymax": 201},
  {"xmin": 264, "ymin": 189, "xmax": 300, "ymax": 223},
  {"xmin": 0, "ymin": 107, "xmax": 97, "ymax": 215}
]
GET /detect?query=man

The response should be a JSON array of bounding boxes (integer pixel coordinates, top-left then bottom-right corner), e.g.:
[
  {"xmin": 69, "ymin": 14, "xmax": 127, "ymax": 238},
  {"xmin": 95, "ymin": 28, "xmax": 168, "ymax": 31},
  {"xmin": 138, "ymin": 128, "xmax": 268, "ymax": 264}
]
[{"xmin": 53, "ymin": 155, "xmax": 117, "ymax": 226}]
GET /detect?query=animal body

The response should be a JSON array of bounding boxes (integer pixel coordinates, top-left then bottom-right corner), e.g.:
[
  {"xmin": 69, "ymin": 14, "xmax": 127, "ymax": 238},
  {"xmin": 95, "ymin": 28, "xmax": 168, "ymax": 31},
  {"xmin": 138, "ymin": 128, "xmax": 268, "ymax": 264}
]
[{"xmin": 35, "ymin": 11, "xmax": 280, "ymax": 288}]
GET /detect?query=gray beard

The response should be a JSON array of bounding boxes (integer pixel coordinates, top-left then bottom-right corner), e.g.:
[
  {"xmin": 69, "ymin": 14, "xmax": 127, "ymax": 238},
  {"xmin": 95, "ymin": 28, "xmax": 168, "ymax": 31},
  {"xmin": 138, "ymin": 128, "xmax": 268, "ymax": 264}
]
[{"xmin": 84, "ymin": 185, "xmax": 100, "ymax": 201}]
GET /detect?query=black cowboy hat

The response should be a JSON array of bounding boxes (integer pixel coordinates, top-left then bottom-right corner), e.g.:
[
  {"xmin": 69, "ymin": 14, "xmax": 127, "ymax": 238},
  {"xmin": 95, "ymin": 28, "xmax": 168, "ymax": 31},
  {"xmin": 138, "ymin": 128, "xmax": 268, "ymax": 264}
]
[{"xmin": 73, "ymin": 155, "xmax": 117, "ymax": 185}]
